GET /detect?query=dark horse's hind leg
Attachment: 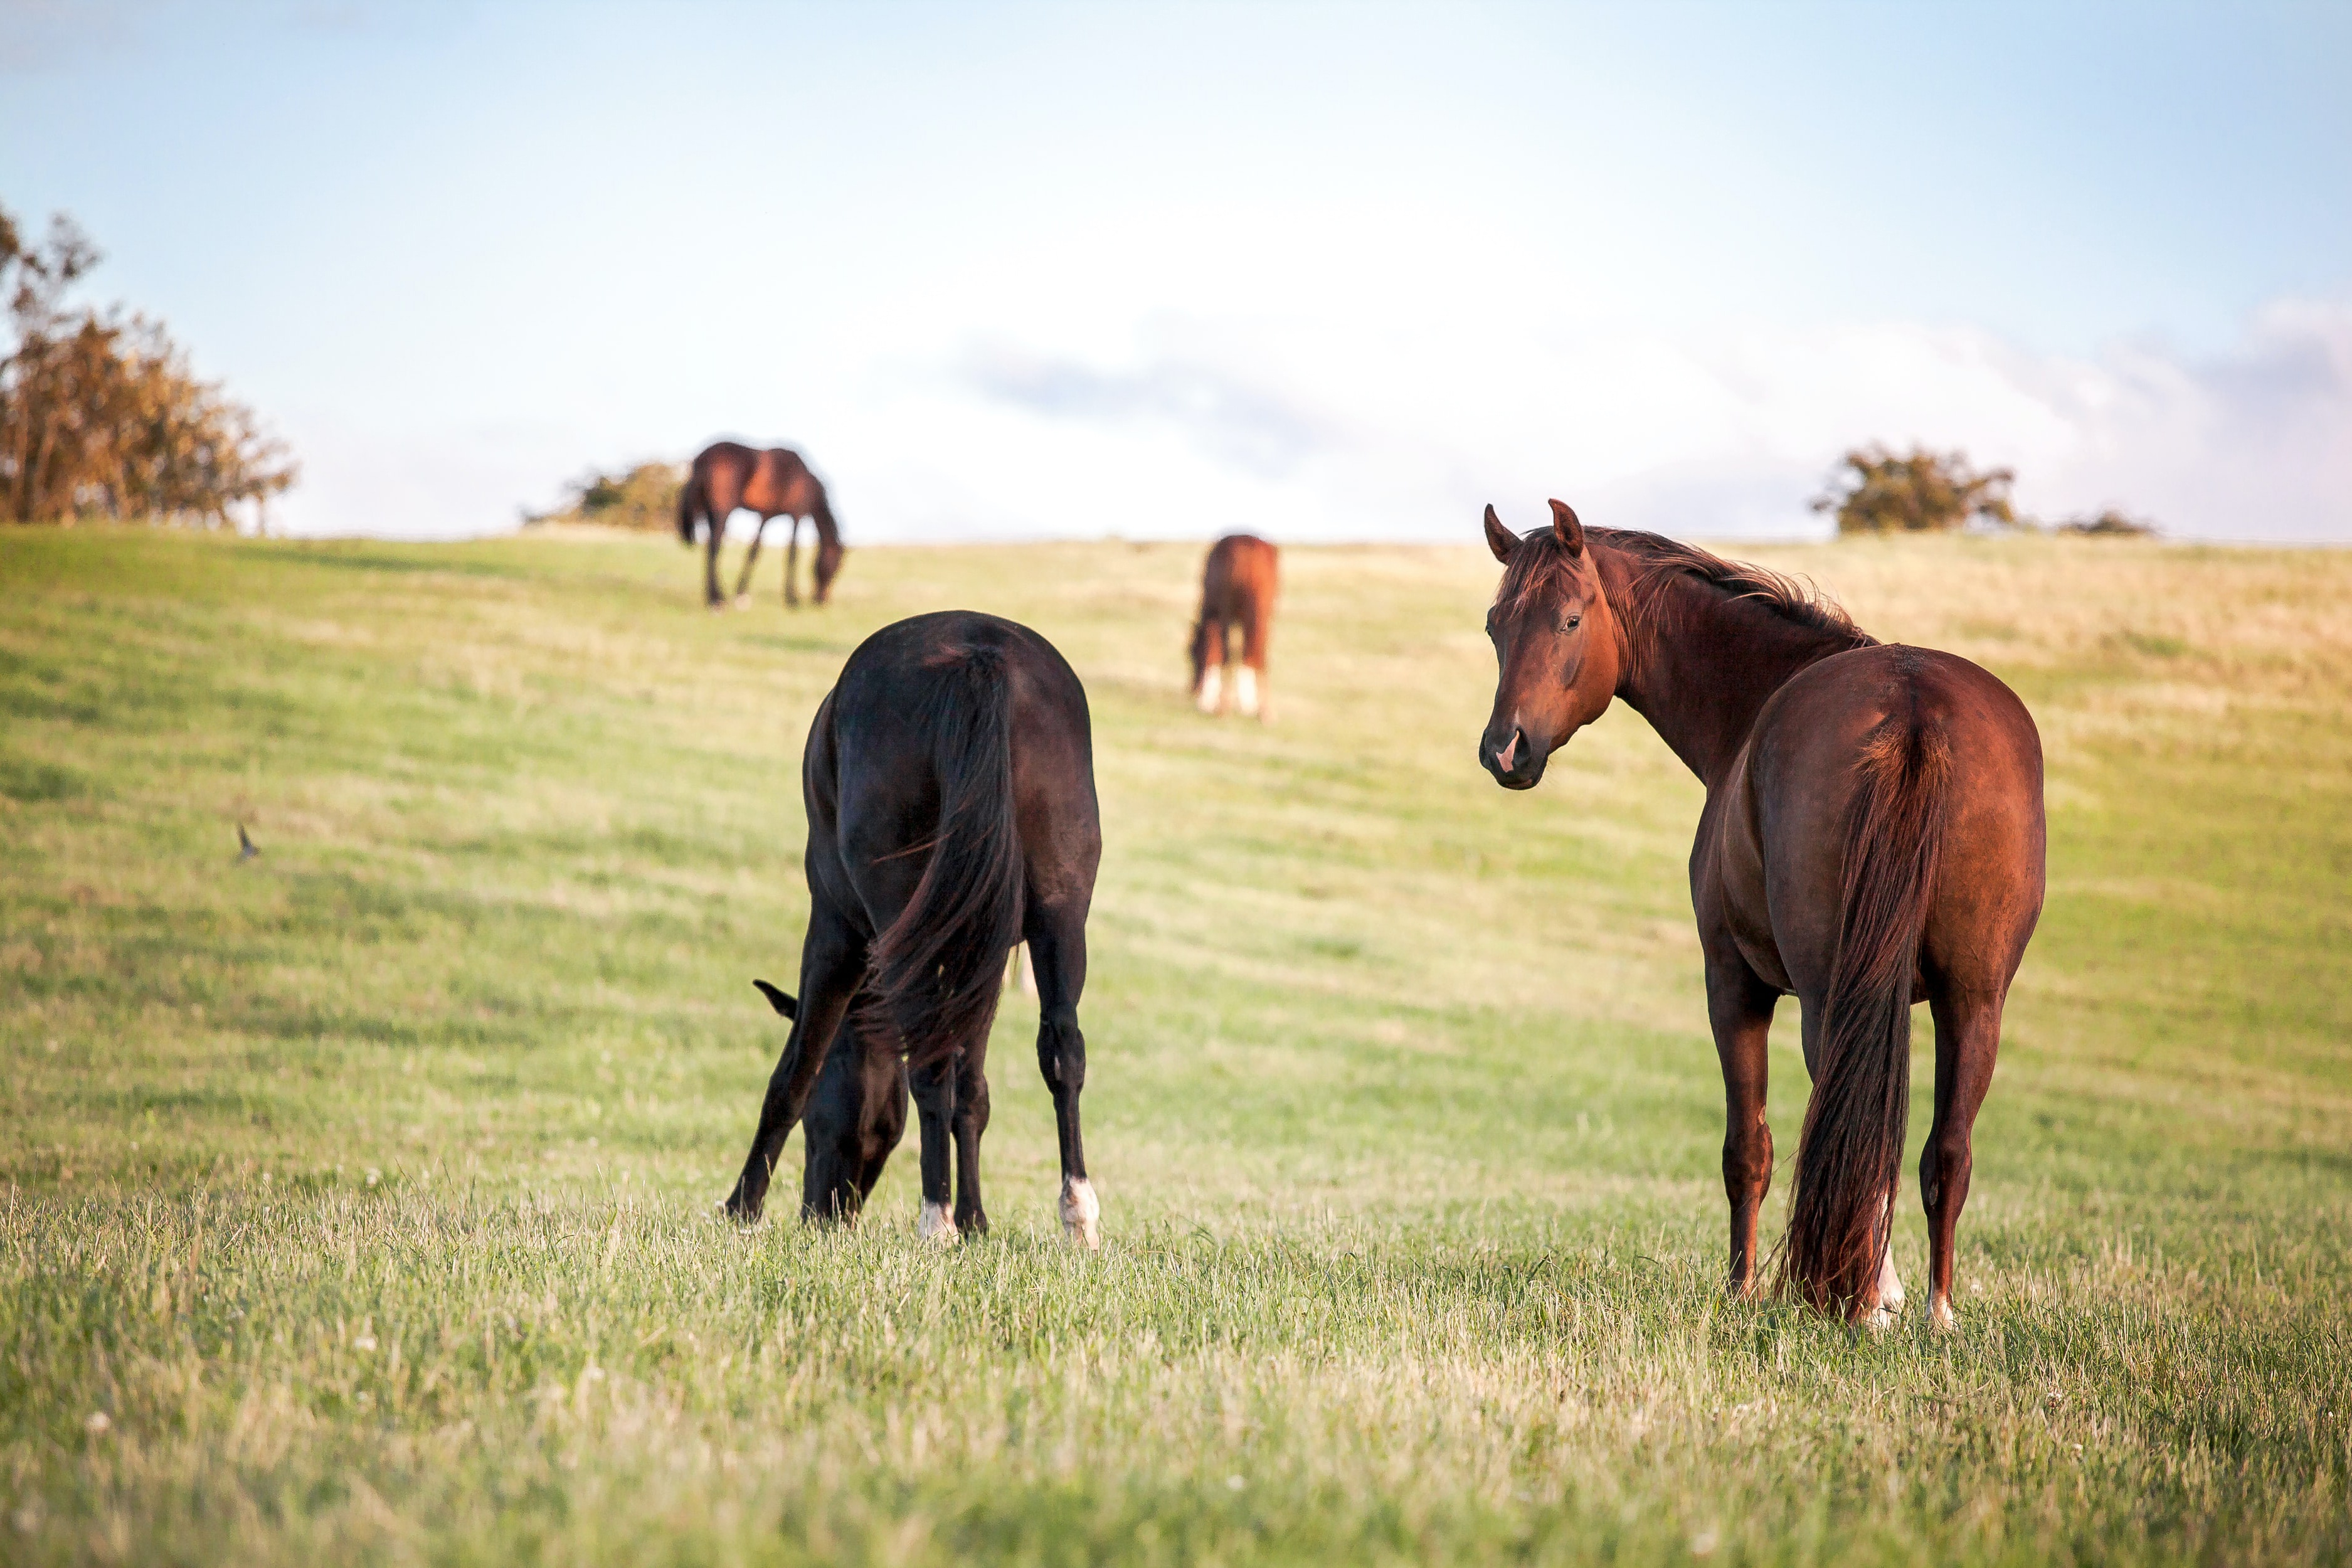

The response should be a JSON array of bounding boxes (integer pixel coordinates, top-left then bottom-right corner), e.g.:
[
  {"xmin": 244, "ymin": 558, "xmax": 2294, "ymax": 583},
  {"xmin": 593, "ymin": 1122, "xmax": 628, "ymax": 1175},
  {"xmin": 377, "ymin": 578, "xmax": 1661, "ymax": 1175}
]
[
  {"xmin": 950, "ymin": 1039, "xmax": 992, "ymax": 1234},
  {"xmin": 733, "ymin": 516, "xmax": 769, "ymax": 604},
  {"xmin": 1027, "ymin": 899, "xmax": 1099, "ymax": 1248},
  {"xmin": 782, "ymin": 517, "xmax": 802, "ymax": 608},
  {"xmin": 723, "ymin": 898, "xmax": 865, "ymax": 1222},
  {"xmin": 908, "ymin": 1052, "xmax": 963, "ymax": 1242}
]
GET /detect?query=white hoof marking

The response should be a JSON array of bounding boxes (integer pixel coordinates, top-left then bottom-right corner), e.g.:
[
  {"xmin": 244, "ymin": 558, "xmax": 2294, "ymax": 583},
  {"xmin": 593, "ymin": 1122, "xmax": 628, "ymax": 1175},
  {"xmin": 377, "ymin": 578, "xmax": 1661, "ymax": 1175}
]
[
  {"xmin": 1874, "ymin": 1192, "xmax": 1905, "ymax": 1311},
  {"xmin": 918, "ymin": 1201, "xmax": 959, "ymax": 1246},
  {"xmin": 1195, "ymin": 665, "xmax": 1223, "ymax": 714},
  {"xmin": 1929, "ymin": 1297, "xmax": 1957, "ymax": 1332},
  {"xmin": 1233, "ymin": 665, "xmax": 1259, "ymax": 718},
  {"xmin": 1862, "ymin": 1305, "xmax": 1896, "ymax": 1335},
  {"xmin": 1060, "ymin": 1176, "xmax": 1101, "ymax": 1250}
]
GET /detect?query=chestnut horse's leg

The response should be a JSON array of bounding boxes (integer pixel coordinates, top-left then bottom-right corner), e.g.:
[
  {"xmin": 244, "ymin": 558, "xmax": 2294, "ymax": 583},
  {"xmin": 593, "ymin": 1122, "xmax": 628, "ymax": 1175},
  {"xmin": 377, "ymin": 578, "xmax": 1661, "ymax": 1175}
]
[
  {"xmin": 1237, "ymin": 599, "xmax": 1269, "ymax": 721},
  {"xmin": 908, "ymin": 1053, "xmax": 962, "ymax": 1243},
  {"xmin": 950, "ymin": 1040, "xmax": 992, "ymax": 1236},
  {"xmin": 733, "ymin": 515, "xmax": 768, "ymax": 603},
  {"xmin": 1705, "ymin": 953, "xmax": 1779, "ymax": 1297},
  {"xmin": 782, "ymin": 517, "xmax": 802, "ymax": 608},
  {"xmin": 723, "ymin": 898, "xmax": 865, "ymax": 1222},
  {"xmin": 1027, "ymin": 899, "xmax": 1098, "ymax": 1247},
  {"xmin": 1921, "ymin": 985, "xmax": 2003, "ymax": 1329},
  {"xmin": 1195, "ymin": 619, "xmax": 1226, "ymax": 715}
]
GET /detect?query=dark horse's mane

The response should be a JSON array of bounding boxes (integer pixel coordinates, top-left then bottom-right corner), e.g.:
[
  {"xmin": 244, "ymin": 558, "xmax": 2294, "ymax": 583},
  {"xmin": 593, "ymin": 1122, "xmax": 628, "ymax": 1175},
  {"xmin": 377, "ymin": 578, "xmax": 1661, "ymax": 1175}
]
[{"xmin": 1497, "ymin": 526, "xmax": 1875, "ymax": 650}]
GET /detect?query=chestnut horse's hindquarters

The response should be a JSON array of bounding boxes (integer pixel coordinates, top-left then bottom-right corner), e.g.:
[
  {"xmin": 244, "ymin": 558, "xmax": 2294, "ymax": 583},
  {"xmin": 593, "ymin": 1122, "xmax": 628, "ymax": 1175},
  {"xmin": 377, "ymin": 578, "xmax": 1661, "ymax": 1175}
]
[{"xmin": 1781, "ymin": 712, "xmax": 1953, "ymax": 1317}]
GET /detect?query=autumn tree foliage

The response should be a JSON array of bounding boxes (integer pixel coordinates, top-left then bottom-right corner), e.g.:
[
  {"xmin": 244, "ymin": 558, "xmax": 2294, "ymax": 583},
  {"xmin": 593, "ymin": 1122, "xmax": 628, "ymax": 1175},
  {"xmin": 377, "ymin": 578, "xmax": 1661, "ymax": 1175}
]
[
  {"xmin": 1811, "ymin": 445, "xmax": 2017, "ymax": 536},
  {"xmin": 1, "ymin": 205, "xmax": 295, "ymax": 526},
  {"xmin": 524, "ymin": 462, "xmax": 683, "ymax": 531}
]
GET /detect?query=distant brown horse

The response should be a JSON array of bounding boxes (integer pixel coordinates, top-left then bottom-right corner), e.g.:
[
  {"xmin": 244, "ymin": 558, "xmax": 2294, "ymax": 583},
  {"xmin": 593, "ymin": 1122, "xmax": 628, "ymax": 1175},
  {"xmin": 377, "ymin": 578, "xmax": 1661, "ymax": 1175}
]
[
  {"xmin": 1190, "ymin": 534, "xmax": 1279, "ymax": 719},
  {"xmin": 677, "ymin": 440, "xmax": 844, "ymax": 609},
  {"xmin": 1478, "ymin": 501, "xmax": 2045, "ymax": 1328}
]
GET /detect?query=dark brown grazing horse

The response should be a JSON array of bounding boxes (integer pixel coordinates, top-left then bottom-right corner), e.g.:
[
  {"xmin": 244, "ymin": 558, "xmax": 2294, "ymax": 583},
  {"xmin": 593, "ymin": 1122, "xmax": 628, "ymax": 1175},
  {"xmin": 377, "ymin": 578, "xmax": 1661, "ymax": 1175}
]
[
  {"xmin": 723, "ymin": 611, "xmax": 1104, "ymax": 1246},
  {"xmin": 677, "ymin": 440, "xmax": 844, "ymax": 609},
  {"xmin": 1190, "ymin": 533, "xmax": 1279, "ymax": 720},
  {"xmin": 1478, "ymin": 501, "xmax": 2045, "ymax": 1328}
]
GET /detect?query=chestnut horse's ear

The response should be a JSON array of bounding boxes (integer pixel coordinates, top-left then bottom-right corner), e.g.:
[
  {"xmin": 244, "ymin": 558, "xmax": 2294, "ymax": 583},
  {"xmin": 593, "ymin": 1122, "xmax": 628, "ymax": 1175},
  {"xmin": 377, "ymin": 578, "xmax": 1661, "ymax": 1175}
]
[
  {"xmin": 1483, "ymin": 504, "xmax": 1516, "ymax": 564},
  {"xmin": 1548, "ymin": 499, "xmax": 1585, "ymax": 558}
]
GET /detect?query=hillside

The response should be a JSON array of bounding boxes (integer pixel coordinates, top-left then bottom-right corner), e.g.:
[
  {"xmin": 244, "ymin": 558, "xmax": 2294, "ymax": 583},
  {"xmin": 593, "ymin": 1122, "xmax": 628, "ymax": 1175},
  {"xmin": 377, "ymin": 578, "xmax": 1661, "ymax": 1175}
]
[{"xmin": 3, "ymin": 527, "xmax": 2348, "ymax": 1565}]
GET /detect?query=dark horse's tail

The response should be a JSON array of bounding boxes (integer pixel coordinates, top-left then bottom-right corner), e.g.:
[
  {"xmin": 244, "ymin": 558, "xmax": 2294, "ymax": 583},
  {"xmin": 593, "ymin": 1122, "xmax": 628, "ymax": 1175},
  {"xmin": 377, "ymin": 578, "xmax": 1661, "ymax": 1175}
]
[
  {"xmin": 1783, "ymin": 688, "xmax": 1952, "ymax": 1317},
  {"xmin": 866, "ymin": 642, "xmax": 1025, "ymax": 1070},
  {"xmin": 676, "ymin": 470, "xmax": 701, "ymax": 546}
]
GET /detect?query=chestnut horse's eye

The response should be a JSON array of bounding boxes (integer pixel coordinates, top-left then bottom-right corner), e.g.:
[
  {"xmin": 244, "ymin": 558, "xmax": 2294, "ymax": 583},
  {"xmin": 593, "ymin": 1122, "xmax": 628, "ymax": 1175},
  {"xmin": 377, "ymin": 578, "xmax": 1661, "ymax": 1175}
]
[{"xmin": 1562, "ymin": 613, "xmax": 1582, "ymax": 632}]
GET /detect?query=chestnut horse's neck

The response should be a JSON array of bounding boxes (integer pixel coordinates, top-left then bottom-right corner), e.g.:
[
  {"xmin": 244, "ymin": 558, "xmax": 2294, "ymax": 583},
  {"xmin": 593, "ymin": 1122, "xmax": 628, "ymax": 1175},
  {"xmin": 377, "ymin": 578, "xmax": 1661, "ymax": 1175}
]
[{"xmin": 1592, "ymin": 538, "xmax": 1875, "ymax": 787}]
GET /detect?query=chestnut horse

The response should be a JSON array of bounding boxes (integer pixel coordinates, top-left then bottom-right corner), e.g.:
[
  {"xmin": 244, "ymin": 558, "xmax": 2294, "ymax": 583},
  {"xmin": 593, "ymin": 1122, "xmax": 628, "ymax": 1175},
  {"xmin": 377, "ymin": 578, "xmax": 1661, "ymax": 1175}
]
[
  {"xmin": 723, "ymin": 611, "xmax": 1104, "ymax": 1246},
  {"xmin": 676, "ymin": 440, "xmax": 844, "ymax": 609},
  {"xmin": 1478, "ymin": 501, "xmax": 2044, "ymax": 1327},
  {"xmin": 1190, "ymin": 534, "xmax": 1279, "ymax": 719}
]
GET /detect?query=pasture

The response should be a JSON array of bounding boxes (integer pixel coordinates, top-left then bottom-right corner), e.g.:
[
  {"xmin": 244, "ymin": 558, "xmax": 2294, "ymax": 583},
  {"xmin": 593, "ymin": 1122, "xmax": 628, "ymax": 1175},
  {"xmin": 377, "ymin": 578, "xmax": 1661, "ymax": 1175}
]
[{"xmin": 2, "ymin": 526, "xmax": 2348, "ymax": 1565}]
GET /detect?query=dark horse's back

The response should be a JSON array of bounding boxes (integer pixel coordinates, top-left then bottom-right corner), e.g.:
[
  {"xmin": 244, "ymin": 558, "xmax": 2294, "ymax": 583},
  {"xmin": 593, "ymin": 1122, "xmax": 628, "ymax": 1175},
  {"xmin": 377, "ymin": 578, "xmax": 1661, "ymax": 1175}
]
[{"xmin": 724, "ymin": 611, "xmax": 1105, "ymax": 1243}]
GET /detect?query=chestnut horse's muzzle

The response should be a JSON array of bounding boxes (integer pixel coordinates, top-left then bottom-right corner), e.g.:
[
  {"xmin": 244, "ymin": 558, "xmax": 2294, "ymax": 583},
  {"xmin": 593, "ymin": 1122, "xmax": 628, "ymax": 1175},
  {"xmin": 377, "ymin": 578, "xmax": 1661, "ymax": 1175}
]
[{"xmin": 1481, "ymin": 723, "xmax": 1547, "ymax": 790}]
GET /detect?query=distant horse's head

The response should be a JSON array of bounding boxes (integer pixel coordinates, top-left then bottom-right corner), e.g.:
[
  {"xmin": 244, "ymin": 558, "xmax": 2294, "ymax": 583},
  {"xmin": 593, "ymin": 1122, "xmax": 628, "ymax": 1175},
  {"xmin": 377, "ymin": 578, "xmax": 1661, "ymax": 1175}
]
[
  {"xmin": 1480, "ymin": 501, "xmax": 1623, "ymax": 790},
  {"xmin": 812, "ymin": 499, "xmax": 846, "ymax": 603}
]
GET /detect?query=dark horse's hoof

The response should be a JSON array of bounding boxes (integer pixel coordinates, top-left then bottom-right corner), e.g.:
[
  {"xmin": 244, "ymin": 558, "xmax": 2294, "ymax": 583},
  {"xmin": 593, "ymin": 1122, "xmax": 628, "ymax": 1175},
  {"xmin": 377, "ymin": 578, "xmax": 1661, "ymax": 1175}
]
[{"xmin": 719, "ymin": 1188, "xmax": 762, "ymax": 1224}]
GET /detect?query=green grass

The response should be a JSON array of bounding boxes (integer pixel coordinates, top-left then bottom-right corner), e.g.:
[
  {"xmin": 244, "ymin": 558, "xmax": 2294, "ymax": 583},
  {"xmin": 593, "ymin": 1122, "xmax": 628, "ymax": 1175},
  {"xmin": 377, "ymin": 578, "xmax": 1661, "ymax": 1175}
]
[{"xmin": 2, "ymin": 524, "xmax": 2348, "ymax": 1565}]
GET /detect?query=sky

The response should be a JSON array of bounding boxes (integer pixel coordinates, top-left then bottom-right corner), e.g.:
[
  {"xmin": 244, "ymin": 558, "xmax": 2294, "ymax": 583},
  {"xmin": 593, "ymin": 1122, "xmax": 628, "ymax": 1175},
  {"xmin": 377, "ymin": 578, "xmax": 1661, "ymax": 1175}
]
[{"xmin": 3, "ymin": 1, "xmax": 2348, "ymax": 543}]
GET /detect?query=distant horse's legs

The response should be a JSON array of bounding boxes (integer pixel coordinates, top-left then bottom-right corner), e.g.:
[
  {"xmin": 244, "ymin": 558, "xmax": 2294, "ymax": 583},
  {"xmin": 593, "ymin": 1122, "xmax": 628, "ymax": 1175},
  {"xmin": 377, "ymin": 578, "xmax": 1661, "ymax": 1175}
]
[
  {"xmin": 1028, "ymin": 900, "xmax": 1098, "ymax": 1248},
  {"xmin": 908, "ymin": 1052, "xmax": 961, "ymax": 1242},
  {"xmin": 723, "ymin": 899, "xmax": 865, "ymax": 1222},
  {"xmin": 1705, "ymin": 953, "xmax": 1777, "ymax": 1297},
  {"xmin": 1921, "ymin": 986, "xmax": 2003, "ymax": 1329},
  {"xmin": 950, "ymin": 1041, "xmax": 992, "ymax": 1234},
  {"xmin": 733, "ymin": 516, "xmax": 769, "ymax": 603},
  {"xmin": 1195, "ymin": 619, "xmax": 1227, "ymax": 714},
  {"xmin": 704, "ymin": 507, "xmax": 731, "ymax": 608},
  {"xmin": 782, "ymin": 517, "xmax": 802, "ymax": 607},
  {"xmin": 1239, "ymin": 605, "xmax": 1271, "ymax": 721}
]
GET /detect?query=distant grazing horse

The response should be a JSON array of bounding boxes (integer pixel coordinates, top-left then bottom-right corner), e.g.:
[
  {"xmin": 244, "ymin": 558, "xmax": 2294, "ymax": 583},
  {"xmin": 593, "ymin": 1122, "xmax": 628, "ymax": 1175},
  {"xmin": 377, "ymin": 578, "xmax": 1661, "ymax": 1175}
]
[
  {"xmin": 723, "ymin": 612, "xmax": 1104, "ymax": 1246},
  {"xmin": 676, "ymin": 440, "xmax": 844, "ymax": 609},
  {"xmin": 1478, "ymin": 501, "xmax": 2044, "ymax": 1328},
  {"xmin": 1190, "ymin": 534, "xmax": 1279, "ymax": 719}
]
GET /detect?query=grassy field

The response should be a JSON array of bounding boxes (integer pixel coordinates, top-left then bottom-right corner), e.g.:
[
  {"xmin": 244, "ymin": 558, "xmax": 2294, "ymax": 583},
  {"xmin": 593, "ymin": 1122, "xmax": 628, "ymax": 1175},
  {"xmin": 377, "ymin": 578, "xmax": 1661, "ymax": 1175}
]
[{"xmin": 2, "ymin": 524, "xmax": 2348, "ymax": 1565}]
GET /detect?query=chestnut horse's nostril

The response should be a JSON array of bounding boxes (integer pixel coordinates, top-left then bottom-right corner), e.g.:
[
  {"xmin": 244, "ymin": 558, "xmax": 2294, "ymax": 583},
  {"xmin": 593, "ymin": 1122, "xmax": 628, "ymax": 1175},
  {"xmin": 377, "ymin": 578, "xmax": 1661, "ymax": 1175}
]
[{"xmin": 1497, "ymin": 731, "xmax": 1520, "ymax": 771}]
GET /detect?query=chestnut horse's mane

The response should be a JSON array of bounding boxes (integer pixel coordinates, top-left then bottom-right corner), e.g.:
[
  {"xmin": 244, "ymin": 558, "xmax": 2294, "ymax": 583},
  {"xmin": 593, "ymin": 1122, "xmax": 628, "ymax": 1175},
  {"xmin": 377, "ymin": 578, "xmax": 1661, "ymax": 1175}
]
[{"xmin": 1497, "ymin": 525, "xmax": 1875, "ymax": 650}]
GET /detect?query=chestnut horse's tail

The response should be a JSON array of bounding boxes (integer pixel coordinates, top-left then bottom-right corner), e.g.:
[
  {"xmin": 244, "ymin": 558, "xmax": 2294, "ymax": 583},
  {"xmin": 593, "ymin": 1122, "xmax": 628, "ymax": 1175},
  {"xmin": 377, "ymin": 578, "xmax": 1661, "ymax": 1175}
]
[
  {"xmin": 866, "ymin": 642, "xmax": 1025, "ymax": 1071},
  {"xmin": 1783, "ymin": 697, "xmax": 1952, "ymax": 1316}
]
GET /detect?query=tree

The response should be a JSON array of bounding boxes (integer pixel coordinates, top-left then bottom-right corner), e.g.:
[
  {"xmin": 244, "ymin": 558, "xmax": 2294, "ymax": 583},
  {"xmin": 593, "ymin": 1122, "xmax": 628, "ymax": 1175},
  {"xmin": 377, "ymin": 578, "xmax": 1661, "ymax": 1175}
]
[
  {"xmin": 522, "ymin": 461, "xmax": 683, "ymax": 532},
  {"xmin": 1, "ymin": 204, "xmax": 296, "ymax": 526},
  {"xmin": 1810, "ymin": 444, "xmax": 2016, "ymax": 536}
]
